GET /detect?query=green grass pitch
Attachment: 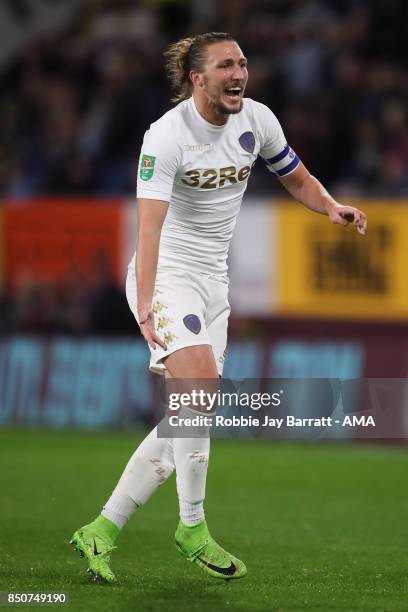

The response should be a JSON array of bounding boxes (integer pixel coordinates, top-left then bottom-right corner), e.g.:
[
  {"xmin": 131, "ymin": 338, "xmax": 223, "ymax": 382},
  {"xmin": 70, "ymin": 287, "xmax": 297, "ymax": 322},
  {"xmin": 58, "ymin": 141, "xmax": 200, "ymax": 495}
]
[{"xmin": 1, "ymin": 428, "xmax": 408, "ymax": 611}]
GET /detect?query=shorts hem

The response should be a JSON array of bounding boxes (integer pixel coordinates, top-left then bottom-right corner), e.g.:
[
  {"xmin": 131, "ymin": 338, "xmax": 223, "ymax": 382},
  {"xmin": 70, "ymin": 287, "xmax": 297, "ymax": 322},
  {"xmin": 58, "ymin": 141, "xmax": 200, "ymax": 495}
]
[{"xmin": 149, "ymin": 341, "xmax": 223, "ymax": 376}]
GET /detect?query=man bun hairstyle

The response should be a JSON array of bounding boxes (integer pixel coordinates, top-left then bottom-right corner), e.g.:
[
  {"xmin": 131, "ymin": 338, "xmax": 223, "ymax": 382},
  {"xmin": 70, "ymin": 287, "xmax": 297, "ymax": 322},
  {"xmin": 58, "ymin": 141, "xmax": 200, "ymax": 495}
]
[{"xmin": 164, "ymin": 32, "xmax": 235, "ymax": 103}]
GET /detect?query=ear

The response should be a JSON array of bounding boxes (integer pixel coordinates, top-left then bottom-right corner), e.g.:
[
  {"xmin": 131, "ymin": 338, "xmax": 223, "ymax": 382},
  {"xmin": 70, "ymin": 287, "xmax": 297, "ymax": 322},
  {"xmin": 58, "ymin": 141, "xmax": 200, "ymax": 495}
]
[{"xmin": 189, "ymin": 70, "xmax": 203, "ymax": 89}]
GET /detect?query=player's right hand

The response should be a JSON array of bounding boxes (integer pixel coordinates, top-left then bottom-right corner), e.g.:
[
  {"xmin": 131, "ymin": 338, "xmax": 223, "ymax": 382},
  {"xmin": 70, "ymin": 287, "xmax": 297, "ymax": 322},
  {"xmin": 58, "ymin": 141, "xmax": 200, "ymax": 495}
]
[{"xmin": 139, "ymin": 310, "xmax": 167, "ymax": 351}]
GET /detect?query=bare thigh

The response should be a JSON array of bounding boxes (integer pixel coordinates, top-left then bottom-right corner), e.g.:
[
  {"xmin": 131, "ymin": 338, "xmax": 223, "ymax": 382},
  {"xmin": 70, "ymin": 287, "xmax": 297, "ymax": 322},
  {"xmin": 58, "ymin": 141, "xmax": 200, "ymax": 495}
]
[
  {"xmin": 163, "ymin": 344, "xmax": 218, "ymax": 379},
  {"xmin": 163, "ymin": 345, "xmax": 219, "ymax": 414}
]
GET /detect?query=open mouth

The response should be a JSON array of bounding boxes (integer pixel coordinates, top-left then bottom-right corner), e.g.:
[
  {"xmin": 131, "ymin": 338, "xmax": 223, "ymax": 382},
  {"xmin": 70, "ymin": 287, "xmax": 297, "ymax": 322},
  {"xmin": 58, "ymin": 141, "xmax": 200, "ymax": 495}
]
[{"xmin": 224, "ymin": 86, "xmax": 242, "ymax": 101}]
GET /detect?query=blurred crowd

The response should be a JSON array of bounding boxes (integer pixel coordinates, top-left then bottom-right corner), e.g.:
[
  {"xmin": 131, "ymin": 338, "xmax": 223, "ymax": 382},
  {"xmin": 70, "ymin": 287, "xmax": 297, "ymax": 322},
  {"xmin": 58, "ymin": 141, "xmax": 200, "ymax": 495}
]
[
  {"xmin": 0, "ymin": 0, "xmax": 407, "ymax": 200},
  {"xmin": 0, "ymin": 256, "xmax": 137, "ymax": 335}
]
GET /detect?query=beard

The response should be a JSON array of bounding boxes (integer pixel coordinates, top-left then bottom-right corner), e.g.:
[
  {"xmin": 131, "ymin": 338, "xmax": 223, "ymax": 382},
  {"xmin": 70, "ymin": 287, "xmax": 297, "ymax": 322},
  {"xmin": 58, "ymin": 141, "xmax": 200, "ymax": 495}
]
[{"xmin": 214, "ymin": 97, "xmax": 244, "ymax": 115}]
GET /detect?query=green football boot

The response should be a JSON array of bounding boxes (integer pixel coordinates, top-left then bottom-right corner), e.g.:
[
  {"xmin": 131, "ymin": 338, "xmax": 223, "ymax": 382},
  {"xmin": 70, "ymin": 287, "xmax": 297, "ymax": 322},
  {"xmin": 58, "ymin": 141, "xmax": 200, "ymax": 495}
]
[
  {"xmin": 70, "ymin": 516, "xmax": 119, "ymax": 583},
  {"xmin": 175, "ymin": 519, "xmax": 247, "ymax": 580}
]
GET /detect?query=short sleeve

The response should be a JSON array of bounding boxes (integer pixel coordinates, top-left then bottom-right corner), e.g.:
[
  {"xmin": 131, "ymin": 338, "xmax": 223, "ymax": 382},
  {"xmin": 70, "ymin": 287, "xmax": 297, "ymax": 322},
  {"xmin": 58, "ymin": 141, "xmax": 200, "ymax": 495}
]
[
  {"xmin": 137, "ymin": 119, "xmax": 181, "ymax": 201},
  {"xmin": 253, "ymin": 101, "xmax": 300, "ymax": 177}
]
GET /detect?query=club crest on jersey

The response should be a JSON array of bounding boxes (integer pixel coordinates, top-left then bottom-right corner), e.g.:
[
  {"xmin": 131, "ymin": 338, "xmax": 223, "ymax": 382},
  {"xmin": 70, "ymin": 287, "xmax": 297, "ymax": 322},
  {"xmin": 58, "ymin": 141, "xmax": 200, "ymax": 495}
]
[
  {"xmin": 183, "ymin": 314, "xmax": 201, "ymax": 335},
  {"xmin": 140, "ymin": 154, "xmax": 156, "ymax": 181},
  {"xmin": 239, "ymin": 131, "xmax": 255, "ymax": 153}
]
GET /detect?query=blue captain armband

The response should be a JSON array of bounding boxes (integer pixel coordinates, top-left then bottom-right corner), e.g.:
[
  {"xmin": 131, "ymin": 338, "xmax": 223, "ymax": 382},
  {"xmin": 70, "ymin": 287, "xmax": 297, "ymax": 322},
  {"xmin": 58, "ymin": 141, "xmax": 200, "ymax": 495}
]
[{"xmin": 263, "ymin": 144, "xmax": 300, "ymax": 177}]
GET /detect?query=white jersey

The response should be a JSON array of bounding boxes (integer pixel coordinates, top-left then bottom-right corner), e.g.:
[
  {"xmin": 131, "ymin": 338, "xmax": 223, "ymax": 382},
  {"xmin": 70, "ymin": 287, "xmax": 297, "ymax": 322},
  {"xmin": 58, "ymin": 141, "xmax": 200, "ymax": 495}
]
[{"xmin": 134, "ymin": 96, "xmax": 299, "ymax": 278}]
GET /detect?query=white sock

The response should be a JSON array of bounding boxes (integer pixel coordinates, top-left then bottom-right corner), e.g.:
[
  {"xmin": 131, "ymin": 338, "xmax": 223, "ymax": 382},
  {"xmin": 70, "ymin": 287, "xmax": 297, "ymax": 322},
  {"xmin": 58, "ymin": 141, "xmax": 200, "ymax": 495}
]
[
  {"xmin": 102, "ymin": 425, "xmax": 174, "ymax": 528},
  {"xmin": 173, "ymin": 407, "xmax": 210, "ymax": 526},
  {"xmin": 178, "ymin": 499, "xmax": 205, "ymax": 526},
  {"xmin": 102, "ymin": 503, "xmax": 133, "ymax": 529}
]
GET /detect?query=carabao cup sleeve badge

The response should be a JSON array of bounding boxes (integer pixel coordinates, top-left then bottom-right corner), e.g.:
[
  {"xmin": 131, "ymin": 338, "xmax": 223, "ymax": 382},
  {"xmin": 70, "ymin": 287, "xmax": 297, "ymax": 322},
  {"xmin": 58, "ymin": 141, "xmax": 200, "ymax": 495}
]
[{"xmin": 140, "ymin": 154, "xmax": 156, "ymax": 181}]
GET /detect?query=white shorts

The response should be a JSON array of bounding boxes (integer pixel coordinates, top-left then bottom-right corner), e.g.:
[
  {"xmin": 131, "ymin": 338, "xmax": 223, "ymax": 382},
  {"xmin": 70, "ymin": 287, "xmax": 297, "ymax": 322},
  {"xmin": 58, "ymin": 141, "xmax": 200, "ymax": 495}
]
[{"xmin": 126, "ymin": 266, "xmax": 230, "ymax": 376}]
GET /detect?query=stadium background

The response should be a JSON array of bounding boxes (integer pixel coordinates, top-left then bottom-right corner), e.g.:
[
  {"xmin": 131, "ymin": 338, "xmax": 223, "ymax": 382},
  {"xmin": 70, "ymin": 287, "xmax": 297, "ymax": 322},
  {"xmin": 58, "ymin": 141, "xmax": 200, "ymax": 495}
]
[{"xmin": 1, "ymin": 1, "xmax": 408, "ymax": 610}]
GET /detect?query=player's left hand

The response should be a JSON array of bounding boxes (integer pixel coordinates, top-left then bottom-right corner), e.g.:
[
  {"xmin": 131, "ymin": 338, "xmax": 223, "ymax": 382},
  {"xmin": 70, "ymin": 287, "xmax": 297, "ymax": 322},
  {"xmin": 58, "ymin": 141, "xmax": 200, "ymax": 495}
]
[{"xmin": 327, "ymin": 203, "xmax": 367, "ymax": 235}]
